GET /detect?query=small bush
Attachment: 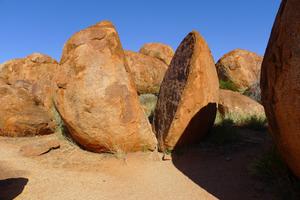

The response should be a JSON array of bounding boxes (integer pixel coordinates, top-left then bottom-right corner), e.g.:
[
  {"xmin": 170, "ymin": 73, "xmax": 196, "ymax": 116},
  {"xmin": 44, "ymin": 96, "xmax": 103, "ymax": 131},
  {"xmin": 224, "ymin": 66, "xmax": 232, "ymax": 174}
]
[
  {"xmin": 249, "ymin": 147, "xmax": 300, "ymax": 200},
  {"xmin": 219, "ymin": 80, "xmax": 239, "ymax": 92},
  {"xmin": 218, "ymin": 111, "xmax": 267, "ymax": 131},
  {"xmin": 240, "ymin": 115, "xmax": 267, "ymax": 131},
  {"xmin": 139, "ymin": 94, "xmax": 158, "ymax": 122}
]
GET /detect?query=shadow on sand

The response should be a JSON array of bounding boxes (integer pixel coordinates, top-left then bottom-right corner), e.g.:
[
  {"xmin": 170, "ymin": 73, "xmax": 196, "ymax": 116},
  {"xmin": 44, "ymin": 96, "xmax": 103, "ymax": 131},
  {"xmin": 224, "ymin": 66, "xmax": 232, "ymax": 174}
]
[
  {"xmin": 171, "ymin": 104, "xmax": 273, "ymax": 200},
  {"xmin": 0, "ymin": 178, "xmax": 28, "ymax": 200}
]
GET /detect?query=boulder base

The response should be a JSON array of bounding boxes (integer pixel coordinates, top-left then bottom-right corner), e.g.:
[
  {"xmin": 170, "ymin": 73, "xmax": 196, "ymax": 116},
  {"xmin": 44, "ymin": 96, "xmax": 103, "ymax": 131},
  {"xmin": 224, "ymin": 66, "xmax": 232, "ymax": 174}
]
[{"xmin": 218, "ymin": 89, "xmax": 265, "ymax": 125}]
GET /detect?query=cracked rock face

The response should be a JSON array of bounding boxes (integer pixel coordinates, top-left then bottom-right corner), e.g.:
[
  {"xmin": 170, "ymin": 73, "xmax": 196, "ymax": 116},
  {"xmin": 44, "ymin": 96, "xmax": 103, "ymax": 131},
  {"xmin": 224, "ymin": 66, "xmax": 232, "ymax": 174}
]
[
  {"xmin": 153, "ymin": 31, "xmax": 219, "ymax": 151},
  {"xmin": 261, "ymin": 0, "xmax": 300, "ymax": 178},
  {"xmin": 55, "ymin": 21, "xmax": 157, "ymax": 153}
]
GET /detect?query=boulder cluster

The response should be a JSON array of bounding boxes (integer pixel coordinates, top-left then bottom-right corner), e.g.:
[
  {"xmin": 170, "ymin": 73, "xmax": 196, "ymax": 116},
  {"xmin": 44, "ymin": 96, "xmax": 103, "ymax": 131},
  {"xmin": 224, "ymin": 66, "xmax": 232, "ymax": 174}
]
[
  {"xmin": 1, "ymin": 0, "xmax": 299, "ymax": 179},
  {"xmin": 0, "ymin": 21, "xmax": 265, "ymax": 153}
]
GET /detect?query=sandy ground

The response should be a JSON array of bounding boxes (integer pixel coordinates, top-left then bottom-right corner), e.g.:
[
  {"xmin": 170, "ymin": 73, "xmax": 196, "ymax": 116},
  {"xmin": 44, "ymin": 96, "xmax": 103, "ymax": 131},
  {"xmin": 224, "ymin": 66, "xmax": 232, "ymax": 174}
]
[
  {"xmin": 0, "ymin": 129, "xmax": 275, "ymax": 200},
  {"xmin": 0, "ymin": 134, "xmax": 216, "ymax": 200}
]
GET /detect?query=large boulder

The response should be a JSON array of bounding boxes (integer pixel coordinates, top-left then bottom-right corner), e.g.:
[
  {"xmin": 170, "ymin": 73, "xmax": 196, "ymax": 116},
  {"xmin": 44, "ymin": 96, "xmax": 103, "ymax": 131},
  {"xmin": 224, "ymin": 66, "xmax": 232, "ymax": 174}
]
[
  {"xmin": 125, "ymin": 51, "xmax": 168, "ymax": 94},
  {"xmin": 139, "ymin": 43, "xmax": 174, "ymax": 65},
  {"xmin": 0, "ymin": 53, "xmax": 58, "ymax": 110},
  {"xmin": 218, "ymin": 89, "xmax": 265, "ymax": 125},
  {"xmin": 216, "ymin": 49, "xmax": 263, "ymax": 92},
  {"xmin": 261, "ymin": 0, "xmax": 300, "ymax": 178},
  {"xmin": 0, "ymin": 79, "xmax": 56, "ymax": 137},
  {"xmin": 55, "ymin": 21, "xmax": 157, "ymax": 153},
  {"xmin": 153, "ymin": 31, "xmax": 219, "ymax": 151}
]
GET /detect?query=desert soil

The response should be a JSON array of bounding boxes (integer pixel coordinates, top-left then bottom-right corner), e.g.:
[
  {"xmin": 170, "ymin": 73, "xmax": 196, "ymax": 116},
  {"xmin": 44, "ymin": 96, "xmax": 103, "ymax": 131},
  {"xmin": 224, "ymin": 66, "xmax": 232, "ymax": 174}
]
[{"xmin": 0, "ymin": 129, "xmax": 275, "ymax": 200}]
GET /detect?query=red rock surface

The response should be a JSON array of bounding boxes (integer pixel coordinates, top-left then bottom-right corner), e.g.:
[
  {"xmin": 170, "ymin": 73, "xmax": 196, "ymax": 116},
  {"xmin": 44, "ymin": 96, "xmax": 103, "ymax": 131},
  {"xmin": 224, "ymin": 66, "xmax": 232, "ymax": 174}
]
[
  {"xmin": 261, "ymin": 0, "xmax": 300, "ymax": 177},
  {"xmin": 216, "ymin": 49, "xmax": 263, "ymax": 92},
  {"xmin": 218, "ymin": 89, "xmax": 265, "ymax": 124},
  {"xmin": 55, "ymin": 21, "xmax": 157, "ymax": 153},
  {"xmin": 0, "ymin": 53, "xmax": 58, "ymax": 111},
  {"xmin": 125, "ymin": 51, "xmax": 168, "ymax": 94},
  {"xmin": 0, "ymin": 79, "xmax": 56, "ymax": 137},
  {"xmin": 153, "ymin": 31, "xmax": 219, "ymax": 151},
  {"xmin": 139, "ymin": 42, "xmax": 174, "ymax": 65}
]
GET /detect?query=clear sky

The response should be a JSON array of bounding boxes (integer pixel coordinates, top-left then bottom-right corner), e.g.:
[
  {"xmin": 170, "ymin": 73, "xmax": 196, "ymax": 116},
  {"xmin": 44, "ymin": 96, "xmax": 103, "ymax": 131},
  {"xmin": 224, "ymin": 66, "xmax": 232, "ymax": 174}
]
[{"xmin": 0, "ymin": 0, "xmax": 281, "ymax": 63}]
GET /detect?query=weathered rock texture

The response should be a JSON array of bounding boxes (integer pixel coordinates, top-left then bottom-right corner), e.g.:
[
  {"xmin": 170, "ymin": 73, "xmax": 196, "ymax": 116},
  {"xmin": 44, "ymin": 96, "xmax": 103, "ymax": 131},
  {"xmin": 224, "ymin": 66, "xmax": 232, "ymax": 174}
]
[
  {"xmin": 261, "ymin": 0, "xmax": 300, "ymax": 178},
  {"xmin": 243, "ymin": 81, "xmax": 261, "ymax": 103},
  {"xmin": 55, "ymin": 21, "xmax": 157, "ymax": 153},
  {"xmin": 19, "ymin": 139, "xmax": 60, "ymax": 157},
  {"xmin": 125, "ymin": 51, "xmax": 168, "ymax": 94},
  {"xmin": 153, "ymin": 31, "xmax": 219, "ymax": 151},
  {"xmin": 218, "ymin": 89, "xmax": 265, "ymax": 125},
  {"xmin": 216, "ymin": 49, "xmax": 263, "ymax": 92},
  {"xmin": 0, "ymin": 53, "xmax": 58, "ymax": 110},
  {"xmin": 139, "ymin": 43, "xmax": 174, "ymax": 65},
  {"xmin": 0, "ymin": 79, "xmax": 56, "ymax": 137}
]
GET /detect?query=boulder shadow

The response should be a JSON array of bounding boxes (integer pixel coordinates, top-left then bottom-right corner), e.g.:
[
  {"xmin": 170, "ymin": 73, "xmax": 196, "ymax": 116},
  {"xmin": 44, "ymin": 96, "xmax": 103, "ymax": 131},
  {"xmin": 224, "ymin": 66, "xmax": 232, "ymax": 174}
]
[
  {"xmin": 0, "ymin": 178, "xmax": 28, "ymax": 200},
  {"xmin": 171, "ymin": 103, "xmax": 271, "ymax": 200},
  {"xmin": 174, "ymin": 102, "xmax": 217, "ymax": 148}
]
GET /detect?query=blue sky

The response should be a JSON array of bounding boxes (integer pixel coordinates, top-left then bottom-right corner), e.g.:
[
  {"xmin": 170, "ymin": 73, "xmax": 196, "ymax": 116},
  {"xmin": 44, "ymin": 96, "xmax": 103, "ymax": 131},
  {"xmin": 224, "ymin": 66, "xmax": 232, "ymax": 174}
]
[{"xmin": 0, "ymin": 0, "xmax": 281, "ymax": 63}]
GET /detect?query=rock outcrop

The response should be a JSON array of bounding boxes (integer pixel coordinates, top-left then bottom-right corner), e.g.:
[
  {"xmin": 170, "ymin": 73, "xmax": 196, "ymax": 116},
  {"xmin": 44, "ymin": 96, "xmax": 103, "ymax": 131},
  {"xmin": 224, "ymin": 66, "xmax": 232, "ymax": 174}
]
[
  {"xmin": 55, "ymin": 21, "xmax": 157, "ymax": 153},
  {"xmin": 218, "ymin": 89, "xmax": 265, "ymax": 125},
  {"xmin": 139, "ymin": 43, "xmax": 174, "ymax": 65},
  {"xmin": 153, "ymin": 31, "xmax": 219, "ymax": 151},
  {"xmin": 261, "ymin": 0, "xmax": 300, "ymax": 177},
  {"xmin": 0, "ymin": 79, "xmax": 56, "ymax": 137},
  {"xmin": 125, "ymin": 51, "xmax": 168, "ymax": 94},
  {"xmin": 0, "ymin": 53, "xmax": 58, "ymax": 111},
  {"xmin": 216, "ymin": 49, "xmax": 263, "ymax": 92}
]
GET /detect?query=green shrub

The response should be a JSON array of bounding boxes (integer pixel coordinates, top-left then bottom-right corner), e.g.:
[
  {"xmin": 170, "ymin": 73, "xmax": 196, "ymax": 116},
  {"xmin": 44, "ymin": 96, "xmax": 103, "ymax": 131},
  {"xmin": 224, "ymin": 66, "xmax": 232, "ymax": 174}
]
[
  {"xmin": 219, "ymin": 80, "xmax": 239, "ymax": 92},
  {"xmin": 139, "ymin": 94, "xmax": 158, "ymax": 122},
  {"xmin": 217, "ymin": 111, "xmax": 267, "ymax": 131},
  {"xmin": 240, "ymin": 115, "xmax": 267, "ymax": 131}
]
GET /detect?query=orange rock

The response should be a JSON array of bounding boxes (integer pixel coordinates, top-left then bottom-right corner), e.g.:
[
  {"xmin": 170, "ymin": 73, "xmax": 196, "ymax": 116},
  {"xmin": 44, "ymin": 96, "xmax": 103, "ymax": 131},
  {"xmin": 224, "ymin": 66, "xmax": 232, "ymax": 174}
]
[
  {"xmin": 0, "ymin": 80, "xmax": 55, "ymax": 137},
  {"xmin": 125, "ymin": 51, "xmax": 168, "ymax": 94},
  {"xmin": 261, "ymin": 0, "xmax": 300, "ymax": 178},
  {"xmin": 153, "ymin": 31, "xmax": 219, "ymax": 151},
  {"xmin": 19, "ymin": 139, "xmax": 60, "ymax": 157},
  {"xmin": 55, "ymin": 21, "xmax": 157, "ymax": 153},
  {"xmin": 216, "ymin": 49, "xmax": 263, "ymax": 92},
  {"xmin": 218, "ymin": 89, "xmax": 265, "ymax": 125},
  {"xmin": 139, "ymin": 43, "xmax": 174, "ymax": 65},
  {"xmin": 0, "ymin": 53, "xmax": 58, "ymax": 110}
]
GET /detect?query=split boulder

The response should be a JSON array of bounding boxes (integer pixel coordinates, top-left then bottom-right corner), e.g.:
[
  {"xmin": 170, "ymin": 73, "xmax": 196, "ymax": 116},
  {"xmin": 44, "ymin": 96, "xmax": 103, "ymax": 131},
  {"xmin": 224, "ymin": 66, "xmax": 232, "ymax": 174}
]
[{"xmin": 153, "ymin": 31, "xmax": 219, "ymax": 151}]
